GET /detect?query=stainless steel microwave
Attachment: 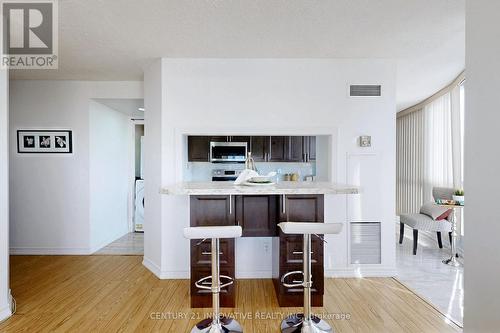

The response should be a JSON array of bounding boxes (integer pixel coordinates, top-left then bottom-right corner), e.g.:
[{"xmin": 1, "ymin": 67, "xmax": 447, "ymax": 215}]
[{"xmin": 210, "ymin": 142, "xmax": 247, "ymax": 163}]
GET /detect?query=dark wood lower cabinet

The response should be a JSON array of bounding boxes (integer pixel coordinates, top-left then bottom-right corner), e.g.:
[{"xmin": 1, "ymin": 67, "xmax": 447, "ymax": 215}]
[
  {"xmin": 273, "ymin": 194, "xmax": 324, "ymax": 306},
  {"xmin": 190, "ymin": 195, "xmax": 236, "ymax": 308},
  {"xmin": 235, "ymin": 195, "xmax": 278, "ymax": 237},
  {"xmin": 190, "ymin": 194, "xmax": 325, "ymax": 308}
]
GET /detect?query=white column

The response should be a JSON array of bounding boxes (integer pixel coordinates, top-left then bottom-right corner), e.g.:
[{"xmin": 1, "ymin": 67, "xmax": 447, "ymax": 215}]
[
  {"xmin": 142, "ymin": 59, "xmax": 165, "ymax": 277},
  {"xmin": 464, "ymin": 0, "xmax": 500, "ymax": 330},
  {"xmin": 0, "ymin": 67, "xmax": 11, "ymax": 321}
]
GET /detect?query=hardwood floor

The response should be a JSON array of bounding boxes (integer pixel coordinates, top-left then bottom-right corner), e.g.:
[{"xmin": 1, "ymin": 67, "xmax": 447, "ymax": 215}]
[{"xmin": 0, "ymin": 256, "xmax": 460, "ymax": 332}]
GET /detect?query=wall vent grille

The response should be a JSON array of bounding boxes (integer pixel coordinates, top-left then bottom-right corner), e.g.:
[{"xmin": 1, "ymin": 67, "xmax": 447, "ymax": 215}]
[
  {"xmin": 349, "ymin": 85, "xmax": 382, "ymax": 97},
  {"xmin": 350, "ymin": 222, "xmax": 381, "ymax": 264}
]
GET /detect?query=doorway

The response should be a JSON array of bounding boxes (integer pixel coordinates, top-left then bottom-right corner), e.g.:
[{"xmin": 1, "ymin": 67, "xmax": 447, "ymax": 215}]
[{"xmin": 92, "ymin": 99, "xmax": 145, "ymax": 256}]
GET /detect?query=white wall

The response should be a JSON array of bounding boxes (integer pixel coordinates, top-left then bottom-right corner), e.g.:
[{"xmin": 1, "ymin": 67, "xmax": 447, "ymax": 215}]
[
  {"xmin": 9, "ymin": 80, "xmax": 142, "ymax": 254},
  {"xmin": 89, "ymin": 100, "xmax": 131, "ymax": 252},
  {"xmin": 144, "ymin": 59, "xmax": 396, "ymax": 278},
  {"xmin": 464, "ymin": 1, "xmax": 500, "ymax": 331},
  {"xmin": 0, "ymin": 68, "xmax": 11, "ymax": 321}
]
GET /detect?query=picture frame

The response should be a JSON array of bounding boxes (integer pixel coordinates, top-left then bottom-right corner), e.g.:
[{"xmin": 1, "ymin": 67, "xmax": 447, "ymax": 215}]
[{"xmin": 17, "ymin": 130, "xmax": 73, "ymax": 154}]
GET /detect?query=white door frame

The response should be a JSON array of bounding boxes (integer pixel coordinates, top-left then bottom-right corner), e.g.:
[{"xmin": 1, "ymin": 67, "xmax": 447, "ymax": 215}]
[{"xmin": 128, "ymin": 119, "xmax": 144, "ymax": 232}]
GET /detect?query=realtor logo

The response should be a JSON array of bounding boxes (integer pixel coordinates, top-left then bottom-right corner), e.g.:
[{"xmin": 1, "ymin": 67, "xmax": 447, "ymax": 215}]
[{"xmin": 1, "ymin": 0, "xmax": 58, "ymax": 69}]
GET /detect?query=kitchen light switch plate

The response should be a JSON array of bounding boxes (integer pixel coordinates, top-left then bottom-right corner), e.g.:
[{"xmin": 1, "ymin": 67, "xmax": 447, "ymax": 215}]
[{"xmin": 359, "ymin": 135, "xmax": 371, "ymax": 147}]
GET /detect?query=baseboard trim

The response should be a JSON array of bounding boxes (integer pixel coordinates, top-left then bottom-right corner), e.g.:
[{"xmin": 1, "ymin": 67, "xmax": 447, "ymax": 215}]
[
  {"xmin": 142, "ymin": 257, "xmax": 189, "ymax": 279},
  {"xmin": 142, "ymin": 257, "xmax": 162, "ymax": 278},
  {"xmin": 325, "ymin": 266, "xmax": 397, "ymax": 278},
  {"xmin": 10, "ymin": 247, "xmax": 92, "ymax": 255},
  {"xmin": 0, "ymin": 305, "xmax": 11, "ymax": 323},
  {"xmin": 236, "ymin": 270, "xmax": 272, "ymax": 279}
]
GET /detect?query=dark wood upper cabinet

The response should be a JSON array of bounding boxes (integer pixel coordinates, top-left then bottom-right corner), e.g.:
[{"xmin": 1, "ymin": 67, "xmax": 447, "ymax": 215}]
[
  {"xmin": 190, "ymin": 195, "xmax": 235, "ymax": 227},
  {"xmin": 188, "ymin": 135, "xmax": 317, "ymax": 163},
  {"xmin": 230, "ymin": 136, "xmax": 250, "ymax": 144},
  {"xmin": 249, "ymin": 136, "xmax": 269, "ymax": 162},
  {"xmin": 306, "ymin": 136, "xmax": 316, "ymax": 161},
  {"xmin": 289, "ymin": 136, "xmax": 305, "ymax": 162},
  {"xmin": 209, "ymin": 136, "xmax": 227, "ymax": 143},
  {"xmin": 269, "ymin": 136, "xmax": 288, "ymax": 162},
  {"xmin": 235, "ymin": 195, "xmax": 278, "ymax": 237},
  {"xmin": 188, "ymin": 136, "xmax": 210, "ymax": 162}
]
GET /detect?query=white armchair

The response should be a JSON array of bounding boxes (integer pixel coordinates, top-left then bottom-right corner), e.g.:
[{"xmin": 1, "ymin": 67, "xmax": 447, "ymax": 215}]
[{"xmin": 399, "ymin": 187, "xmax": 454, "ymax": 255}]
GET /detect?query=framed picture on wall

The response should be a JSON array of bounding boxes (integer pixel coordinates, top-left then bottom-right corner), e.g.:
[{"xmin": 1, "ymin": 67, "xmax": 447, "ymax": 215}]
[{"xmin": 17, "ymin": 130, "xmax": 73, "ymax": 153}]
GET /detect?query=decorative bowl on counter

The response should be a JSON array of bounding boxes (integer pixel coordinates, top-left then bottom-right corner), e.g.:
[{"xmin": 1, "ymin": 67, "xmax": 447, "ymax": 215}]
[
  {"xmin": 248, "ymin": 176, "xmax": 273, "ymax": 183},
  {"xmin": 242, "ymin": 181, "xmax": 276, "ymax": 186}
]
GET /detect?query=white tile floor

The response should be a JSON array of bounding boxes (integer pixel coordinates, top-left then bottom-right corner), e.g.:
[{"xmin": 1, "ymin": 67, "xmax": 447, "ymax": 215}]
[{"xmin": 395, "ymin": 223, "xmax": 464, "ymax": 328}]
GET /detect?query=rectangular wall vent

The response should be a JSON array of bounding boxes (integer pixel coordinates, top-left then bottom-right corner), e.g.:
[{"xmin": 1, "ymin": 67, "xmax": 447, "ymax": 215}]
[
  {"xmin": 350, "ymin": 222, "xmax": 381, "ymax": 264},
  {"xmin": 349, "ymin": 85, "xmax": 382, "ymax": 97}
]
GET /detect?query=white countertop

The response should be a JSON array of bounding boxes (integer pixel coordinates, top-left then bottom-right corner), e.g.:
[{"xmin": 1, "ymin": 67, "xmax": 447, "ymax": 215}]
[{"xmin": 161, "ymin": 181, "xmax": 358, "ymax": 195}]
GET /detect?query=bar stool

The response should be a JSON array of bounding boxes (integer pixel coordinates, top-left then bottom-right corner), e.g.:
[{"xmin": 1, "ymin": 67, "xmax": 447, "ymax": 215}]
[
  {"xmin": 183, "ymin": 225, "xmax": 243, "ymax": 333},
  {"xmin": 278, "ymin": 222, "xmax": 343, "ymax": 333}
]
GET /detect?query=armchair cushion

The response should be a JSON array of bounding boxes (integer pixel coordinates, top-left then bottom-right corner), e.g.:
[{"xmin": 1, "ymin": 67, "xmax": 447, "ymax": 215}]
[
  {"xmin": 420, "ymin": 202, "xmax": 452, "ymax": 220},
  {"xmin": 400, "ymin": 213, "xmax": 452, "ymax": 232}
]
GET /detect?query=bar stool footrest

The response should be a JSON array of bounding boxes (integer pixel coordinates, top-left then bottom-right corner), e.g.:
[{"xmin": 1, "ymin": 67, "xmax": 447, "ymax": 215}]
[
  {"xmin": 194, "ymin": 275, "xmax": 234, "ymax": 291},
  {"xmin": 281, "ymin": 270, "xmax": 304, "ymax": 288}
]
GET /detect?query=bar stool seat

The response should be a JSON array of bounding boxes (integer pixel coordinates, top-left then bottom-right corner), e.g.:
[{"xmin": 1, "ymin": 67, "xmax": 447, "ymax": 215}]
[
  {"xmin": 184, "ymin": 225, "xmax": 243, "ymax": 333},
  {"xmin": 278, "ymin": 222, "xmax": 342, "ymax": 235},
  {"xmin": 183, "ymin": 225, "xmax": 242, "ymax": 240},
  {"xmin": 278, "ymin": 222, "xmax": 343, "ymax": 333}
]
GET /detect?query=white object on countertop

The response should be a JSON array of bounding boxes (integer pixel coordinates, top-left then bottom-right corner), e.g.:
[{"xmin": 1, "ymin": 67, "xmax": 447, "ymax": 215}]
[
  {"xmin": 234, "ymin": 169, "xmax": 259, "ymax": 185},
  {"xmin": 234, "ymin": 170, "xmax": 277, "ymax": 185}
]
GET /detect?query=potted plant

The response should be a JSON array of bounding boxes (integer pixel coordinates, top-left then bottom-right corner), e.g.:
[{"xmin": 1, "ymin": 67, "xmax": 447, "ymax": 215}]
[{"xmin": 453, "ymin": 189, "xmax": 465, "ymax": 204}]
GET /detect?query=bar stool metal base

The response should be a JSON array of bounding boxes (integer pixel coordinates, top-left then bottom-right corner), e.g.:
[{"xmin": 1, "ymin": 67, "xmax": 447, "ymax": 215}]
[
  {"xmin": 442, "ymin": 255, "xmax": 462, "ymax": 267},
  {"xmin": 191, "ymin": 317, "xmax": 243, "ymax": 333},
  {"xmin": 280, "ymin": 314, "xmax": 333, "ymax": 333}
]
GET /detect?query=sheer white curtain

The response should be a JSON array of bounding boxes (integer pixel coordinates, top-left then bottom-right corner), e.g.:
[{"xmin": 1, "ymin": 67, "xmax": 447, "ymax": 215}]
[
  {"xmin": 396, "ymin": 81, "xmax": 464, "ymax": 215},
  {"xmin": 423, "ymin": 92, "xmax": 454, "ymax": 203}
]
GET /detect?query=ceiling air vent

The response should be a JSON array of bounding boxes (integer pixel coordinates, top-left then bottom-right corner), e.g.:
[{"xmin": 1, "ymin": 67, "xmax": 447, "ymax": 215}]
[{"xmin": 349, "ymin": 85, "xmax": 382, "ymax": 97}]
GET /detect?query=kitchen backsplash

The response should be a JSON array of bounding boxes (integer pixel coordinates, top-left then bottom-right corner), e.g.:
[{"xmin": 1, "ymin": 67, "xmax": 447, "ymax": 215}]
[{"xmin": 184, "ymin": 162, "xmax": 316, "ymax": 182}]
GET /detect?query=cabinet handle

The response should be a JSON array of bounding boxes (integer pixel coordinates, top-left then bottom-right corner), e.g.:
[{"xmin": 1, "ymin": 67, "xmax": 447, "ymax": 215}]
[
  {"xmin": 229, "ymin": 195, "xmax": 232, "ymax": 215},
  {"xmin": 292, "ymin": 251, "xmax": 314, "ymax": 255},
  {"xmin": 282, "ymin": 194, "xmax": 286, "ymax": 214},
  {"xmin": 201, "ymin": 251, "xmax": 223, "ymax": 256}
]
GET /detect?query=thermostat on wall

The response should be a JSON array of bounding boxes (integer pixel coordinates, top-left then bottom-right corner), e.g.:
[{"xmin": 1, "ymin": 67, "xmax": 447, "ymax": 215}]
[{"xmin": 359, "ymin": 136, "xmax": 371, "ymax": 147}]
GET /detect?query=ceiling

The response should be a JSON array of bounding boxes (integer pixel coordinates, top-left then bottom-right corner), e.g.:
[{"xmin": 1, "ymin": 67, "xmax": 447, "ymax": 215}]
[{"xmin": 10, "ymin": 0, "xmax": 465, "ymax": 110}]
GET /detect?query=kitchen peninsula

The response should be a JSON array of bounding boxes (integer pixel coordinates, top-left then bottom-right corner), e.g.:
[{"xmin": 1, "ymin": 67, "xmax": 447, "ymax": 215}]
[
  {"xmin": 162, "ymin": 181, "xmax": 358, "ymax": 308},
  {"xmin": 161, "ymin": 181, "xmax": 358, "ymax": 195}
]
